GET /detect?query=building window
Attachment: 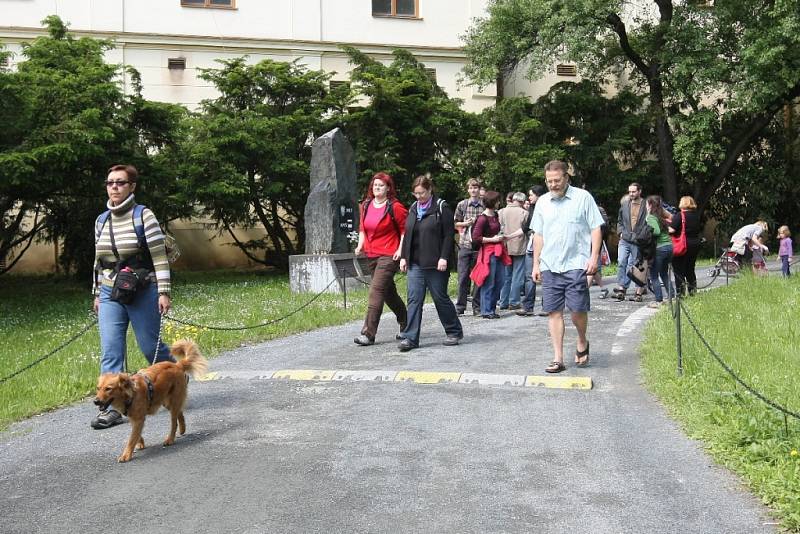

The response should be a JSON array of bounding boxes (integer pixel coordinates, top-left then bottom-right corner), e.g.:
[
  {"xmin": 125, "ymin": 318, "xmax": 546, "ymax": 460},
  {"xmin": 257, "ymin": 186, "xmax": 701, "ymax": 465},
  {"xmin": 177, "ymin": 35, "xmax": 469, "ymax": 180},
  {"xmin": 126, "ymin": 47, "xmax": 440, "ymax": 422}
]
[
  {"xmin": 181, "ymin": 0, "xmax": 235, "ymax": 9},
  {"xmin": 168, "ymin": 57, "xmax": 187, "ymax": 70},
  {"xmin": 556, "ymin": 64, "xmax": 577, "ymax": 77},
  {"xmin": 372, "ymin": 0, "xmax": 418, "ymax": 18}
]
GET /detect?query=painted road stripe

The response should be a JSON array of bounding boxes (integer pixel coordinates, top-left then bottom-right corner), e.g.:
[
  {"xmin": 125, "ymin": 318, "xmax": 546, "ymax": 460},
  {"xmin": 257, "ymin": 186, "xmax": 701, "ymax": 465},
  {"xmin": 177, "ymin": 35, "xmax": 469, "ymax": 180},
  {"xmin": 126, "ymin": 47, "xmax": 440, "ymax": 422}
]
[
  {"xmin": 199, "ymin": 369, "xmax": 592, "ymax": 390},
  {"xmin": 524, "ymin": 375, "xmax": 593, "ymax": 390}
]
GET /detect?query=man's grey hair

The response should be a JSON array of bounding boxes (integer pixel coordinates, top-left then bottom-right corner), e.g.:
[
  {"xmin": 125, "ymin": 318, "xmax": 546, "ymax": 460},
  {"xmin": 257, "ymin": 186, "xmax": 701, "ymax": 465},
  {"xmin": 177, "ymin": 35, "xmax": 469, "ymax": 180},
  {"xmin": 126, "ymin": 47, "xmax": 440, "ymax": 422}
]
[{"xmin": 512, "ymin": 192, "xmax": 526, "ymax": 203}]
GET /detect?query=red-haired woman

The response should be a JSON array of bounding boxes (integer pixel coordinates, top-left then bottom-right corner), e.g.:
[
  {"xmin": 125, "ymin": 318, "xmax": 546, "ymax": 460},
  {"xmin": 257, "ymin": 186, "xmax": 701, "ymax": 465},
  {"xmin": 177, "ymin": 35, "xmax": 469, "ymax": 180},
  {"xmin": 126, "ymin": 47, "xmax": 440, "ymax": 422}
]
[{"xmin": 353, "ymin": 172, "xmax": 409, "ymax": 346}]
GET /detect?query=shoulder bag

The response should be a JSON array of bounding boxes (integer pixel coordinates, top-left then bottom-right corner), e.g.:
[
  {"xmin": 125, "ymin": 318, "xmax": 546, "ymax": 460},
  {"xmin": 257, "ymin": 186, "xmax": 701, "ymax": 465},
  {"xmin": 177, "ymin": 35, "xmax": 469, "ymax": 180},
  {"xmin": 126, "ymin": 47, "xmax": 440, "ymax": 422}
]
[{"xmin": 671, "ymin": 211, "xmax": 688, "ymax": 257}]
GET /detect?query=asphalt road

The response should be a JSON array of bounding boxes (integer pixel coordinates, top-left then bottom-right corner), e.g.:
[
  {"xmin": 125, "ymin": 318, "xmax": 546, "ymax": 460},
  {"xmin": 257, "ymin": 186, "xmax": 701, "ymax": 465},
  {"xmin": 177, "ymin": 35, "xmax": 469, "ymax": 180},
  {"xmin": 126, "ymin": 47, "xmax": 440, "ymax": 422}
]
[{"xmin": 0, "ymin": 271, "xmax": 776, "ymax": 533}]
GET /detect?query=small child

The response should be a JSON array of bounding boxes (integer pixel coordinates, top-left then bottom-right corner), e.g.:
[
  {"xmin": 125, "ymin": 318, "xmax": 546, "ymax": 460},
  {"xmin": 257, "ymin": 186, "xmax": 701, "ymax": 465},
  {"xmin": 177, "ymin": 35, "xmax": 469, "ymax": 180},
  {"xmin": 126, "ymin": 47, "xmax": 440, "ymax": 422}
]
[
  {"xmin": 750, "ymin": 236, "xmax": 769, "ymax": 276},
  {"xmin": 778, "ymin": 225, "xmax": 793, "ymax": 277}
]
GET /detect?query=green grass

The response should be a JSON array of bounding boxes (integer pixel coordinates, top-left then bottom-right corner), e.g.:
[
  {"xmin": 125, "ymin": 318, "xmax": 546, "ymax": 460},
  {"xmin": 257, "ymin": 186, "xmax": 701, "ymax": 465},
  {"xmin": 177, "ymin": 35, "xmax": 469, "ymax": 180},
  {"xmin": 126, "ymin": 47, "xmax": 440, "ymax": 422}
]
[
  {"xmin": 641, "ymin": 274, "xmax": 800, "ymax": 530},
  {"xmin": 0, "ymin": 270, "xmax": 384, "ymax": 429}
]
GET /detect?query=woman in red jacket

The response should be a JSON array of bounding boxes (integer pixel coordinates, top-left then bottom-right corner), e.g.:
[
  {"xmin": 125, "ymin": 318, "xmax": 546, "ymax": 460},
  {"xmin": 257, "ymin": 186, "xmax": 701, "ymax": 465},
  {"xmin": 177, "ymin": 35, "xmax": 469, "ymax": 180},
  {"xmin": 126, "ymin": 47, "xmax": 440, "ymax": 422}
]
[{"xmin": 353, "ymin": 172, "xmax": 409, "ymax": 346}]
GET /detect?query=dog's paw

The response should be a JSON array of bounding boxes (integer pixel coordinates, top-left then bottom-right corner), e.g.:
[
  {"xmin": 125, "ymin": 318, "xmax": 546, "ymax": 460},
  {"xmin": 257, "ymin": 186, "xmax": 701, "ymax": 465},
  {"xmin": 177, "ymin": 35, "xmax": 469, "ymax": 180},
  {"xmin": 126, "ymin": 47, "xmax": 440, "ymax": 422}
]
[
  {"xmin": 117, "ymin": 453, "xmax": 133, "ymax": 463},
  {"xmin": 162, "ymin": 438, "xmax": 174, "ymax": 447}
]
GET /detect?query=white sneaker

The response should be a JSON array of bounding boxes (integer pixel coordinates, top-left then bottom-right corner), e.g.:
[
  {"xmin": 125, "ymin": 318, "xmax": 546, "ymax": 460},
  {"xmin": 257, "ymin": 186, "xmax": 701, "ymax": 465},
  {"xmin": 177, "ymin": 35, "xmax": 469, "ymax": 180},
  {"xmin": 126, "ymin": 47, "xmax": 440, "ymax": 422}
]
[{"xmin": 647, "ymin": 301, "xmax": 662, "ymax": 309}]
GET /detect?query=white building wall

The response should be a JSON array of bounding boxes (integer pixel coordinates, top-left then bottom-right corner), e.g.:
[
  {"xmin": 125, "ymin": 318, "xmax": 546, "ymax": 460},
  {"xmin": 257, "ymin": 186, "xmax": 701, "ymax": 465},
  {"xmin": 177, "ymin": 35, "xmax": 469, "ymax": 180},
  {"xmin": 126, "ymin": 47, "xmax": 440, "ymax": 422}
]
[{"xmin": 0, "ymin": 0, "xmax": 497, "ymax": 112}]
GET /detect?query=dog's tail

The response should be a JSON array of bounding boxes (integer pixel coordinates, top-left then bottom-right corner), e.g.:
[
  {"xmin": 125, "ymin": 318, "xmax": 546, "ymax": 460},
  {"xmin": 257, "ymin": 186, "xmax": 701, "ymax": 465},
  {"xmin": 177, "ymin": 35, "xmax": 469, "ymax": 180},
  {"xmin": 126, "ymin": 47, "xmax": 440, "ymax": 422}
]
[{"xmin": 170, "ymin": 339, "xmax": 209, "ymax": 379}]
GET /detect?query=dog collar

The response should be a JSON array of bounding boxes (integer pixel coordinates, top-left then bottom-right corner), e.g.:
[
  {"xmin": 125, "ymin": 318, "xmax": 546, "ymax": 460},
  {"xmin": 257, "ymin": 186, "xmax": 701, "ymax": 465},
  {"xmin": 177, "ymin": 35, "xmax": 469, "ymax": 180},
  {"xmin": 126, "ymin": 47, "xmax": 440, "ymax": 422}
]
[{"xmin": 123, "ymin": 372, "xmax": 154, "ymax": 415}]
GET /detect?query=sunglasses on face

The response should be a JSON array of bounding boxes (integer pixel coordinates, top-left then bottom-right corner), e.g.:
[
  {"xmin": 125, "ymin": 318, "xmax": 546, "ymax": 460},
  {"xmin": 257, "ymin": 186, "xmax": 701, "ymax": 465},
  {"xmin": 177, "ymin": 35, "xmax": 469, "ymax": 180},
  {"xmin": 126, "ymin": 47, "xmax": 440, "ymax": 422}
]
[{"xmin": 106, "ymin": 180, "xmax": 130, "ymax": 187}]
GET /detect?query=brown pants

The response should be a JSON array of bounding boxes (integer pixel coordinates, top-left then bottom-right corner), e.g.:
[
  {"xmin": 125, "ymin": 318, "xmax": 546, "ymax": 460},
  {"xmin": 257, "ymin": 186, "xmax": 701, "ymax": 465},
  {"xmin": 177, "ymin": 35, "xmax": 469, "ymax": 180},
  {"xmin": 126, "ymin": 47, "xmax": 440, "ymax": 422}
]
[{"xmin": 361, "ymin": 256, "xmax": 407, "ymax": 340}]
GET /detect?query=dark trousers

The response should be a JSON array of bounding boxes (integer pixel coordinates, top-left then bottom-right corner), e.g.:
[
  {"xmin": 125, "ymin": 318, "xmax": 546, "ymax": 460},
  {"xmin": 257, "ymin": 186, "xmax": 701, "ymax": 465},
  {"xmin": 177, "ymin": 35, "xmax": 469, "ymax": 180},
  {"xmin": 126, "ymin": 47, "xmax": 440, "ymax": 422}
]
[
  {"xmin": 361, "ymin": 256, "xmax": 407, "ymax": 340},
  {"xmin": 403, "ymin": 264, "xmax": 463, "ymax": 347},
  {"xmin": 456, "ymin": 247, "xmax": 480, "ymax": 313},
  {"xmin": 781, "ymin": 255, "xmax": 791, "ymax": 277},
  {"xmin": 672, "ymin": 243, "xmax": 700, "ymax": 296}
]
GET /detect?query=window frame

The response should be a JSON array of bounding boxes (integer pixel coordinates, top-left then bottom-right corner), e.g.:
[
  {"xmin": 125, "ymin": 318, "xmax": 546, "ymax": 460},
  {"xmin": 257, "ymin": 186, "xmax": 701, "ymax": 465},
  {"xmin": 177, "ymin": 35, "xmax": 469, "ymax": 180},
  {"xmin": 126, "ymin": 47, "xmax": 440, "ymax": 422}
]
[
  {"xmin": 181, "ymin": 0, "xmax": 236, "ymax": 10},
  {"xmin": 372, "ymin": 0, "xmax": 420, "ymax": 19}
]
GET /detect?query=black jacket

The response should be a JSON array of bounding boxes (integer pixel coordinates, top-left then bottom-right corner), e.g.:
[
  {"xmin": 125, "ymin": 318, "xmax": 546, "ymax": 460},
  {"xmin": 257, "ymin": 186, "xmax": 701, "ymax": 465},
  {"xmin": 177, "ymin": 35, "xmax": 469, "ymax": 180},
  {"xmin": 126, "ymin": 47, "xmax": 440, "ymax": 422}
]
[
  {"xmin": 669, "ymin": 209, "xmax": 702, "ymax": 246},
  {"xmin": 400, "ymin": 196, "xmax": 455, "ymax": 269}
]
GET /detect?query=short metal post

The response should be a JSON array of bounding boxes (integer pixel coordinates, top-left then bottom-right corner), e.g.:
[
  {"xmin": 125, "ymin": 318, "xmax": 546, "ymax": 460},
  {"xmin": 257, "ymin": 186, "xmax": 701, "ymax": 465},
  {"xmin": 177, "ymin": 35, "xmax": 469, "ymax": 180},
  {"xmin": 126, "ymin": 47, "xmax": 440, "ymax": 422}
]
[
  {"xmin": 676, "ymin": 295, "xmax": 683, "ymax": 376},
  {"xmin": 342, "ymin": 274, "xmax": 347, "ymax": 309}
]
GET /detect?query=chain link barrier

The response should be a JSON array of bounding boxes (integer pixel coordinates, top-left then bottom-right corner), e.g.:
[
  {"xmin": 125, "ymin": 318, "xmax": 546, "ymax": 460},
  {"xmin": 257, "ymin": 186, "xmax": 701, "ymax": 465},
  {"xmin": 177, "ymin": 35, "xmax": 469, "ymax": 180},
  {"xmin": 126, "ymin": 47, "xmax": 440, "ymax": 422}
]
[
  {"xmin": 0, "ymin": 318, "xmax": 99, "ymax": 385},
  {"xmin": 2, "ymin": 276, "xmax": 347, "ymax": 385},
  {"xmin": 164, "ymin": 277, "xmax": 338, "ymax": 331},
  {"xmin": 678, "ymin": 299, "xmax": 800, "ymax": 422}
]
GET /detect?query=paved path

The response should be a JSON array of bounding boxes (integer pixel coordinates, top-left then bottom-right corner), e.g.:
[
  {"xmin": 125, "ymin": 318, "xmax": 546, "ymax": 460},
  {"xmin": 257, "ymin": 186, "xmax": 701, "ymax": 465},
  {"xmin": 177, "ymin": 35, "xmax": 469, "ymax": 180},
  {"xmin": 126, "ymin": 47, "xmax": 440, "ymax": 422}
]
[{"xmin": 0, "ymin": 271, "xmax": 776, "ymax": 533}]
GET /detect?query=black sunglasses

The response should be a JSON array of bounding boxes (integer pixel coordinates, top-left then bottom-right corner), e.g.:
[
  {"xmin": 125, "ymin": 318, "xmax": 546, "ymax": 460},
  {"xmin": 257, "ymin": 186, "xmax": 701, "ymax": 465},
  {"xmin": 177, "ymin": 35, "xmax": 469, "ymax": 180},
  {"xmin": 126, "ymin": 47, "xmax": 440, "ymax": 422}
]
[{"xmin": 105, "ymin": 180, "xmax": 130, "ymax": 187}]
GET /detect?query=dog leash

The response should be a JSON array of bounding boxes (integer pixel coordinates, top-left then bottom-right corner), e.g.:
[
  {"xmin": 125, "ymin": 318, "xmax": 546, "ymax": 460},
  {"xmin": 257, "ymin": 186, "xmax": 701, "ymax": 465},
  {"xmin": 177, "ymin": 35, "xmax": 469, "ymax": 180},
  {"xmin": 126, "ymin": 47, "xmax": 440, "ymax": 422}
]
[{"xmin": 153, "ymin": 312, "xmax": 165, "ymax": 364}]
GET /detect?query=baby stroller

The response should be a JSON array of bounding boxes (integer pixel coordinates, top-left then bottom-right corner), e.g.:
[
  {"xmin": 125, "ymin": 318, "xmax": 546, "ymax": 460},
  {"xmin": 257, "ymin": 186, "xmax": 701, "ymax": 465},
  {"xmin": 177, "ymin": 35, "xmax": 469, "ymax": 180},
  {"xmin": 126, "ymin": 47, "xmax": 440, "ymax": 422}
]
[{"xmin": 707, "ymin": 248, "xmax": 741, "ymax": 278}]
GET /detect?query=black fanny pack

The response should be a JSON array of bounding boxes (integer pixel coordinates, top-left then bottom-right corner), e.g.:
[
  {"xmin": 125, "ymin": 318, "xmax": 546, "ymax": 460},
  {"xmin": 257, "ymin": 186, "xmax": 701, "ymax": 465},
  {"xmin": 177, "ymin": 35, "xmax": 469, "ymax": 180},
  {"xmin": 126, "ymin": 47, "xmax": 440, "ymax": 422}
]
[{"xmin": 111, "ymin": 267, "xmax": 151, "ymax": 304}]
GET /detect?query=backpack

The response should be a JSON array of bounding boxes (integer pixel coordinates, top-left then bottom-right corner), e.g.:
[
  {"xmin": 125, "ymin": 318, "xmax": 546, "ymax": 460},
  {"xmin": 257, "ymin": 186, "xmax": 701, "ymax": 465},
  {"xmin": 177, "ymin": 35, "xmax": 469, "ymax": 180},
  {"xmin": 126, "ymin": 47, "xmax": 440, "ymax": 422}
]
[
  {"xmin": 96, "ymin": 204, "xmax": 180, "ymax": 265},
  {"xmin": 361, "ymin": 199, "xmax": 400, "ymax": 236},
  {"xmin": 96, "ymin": 204, "xmax": 153, "ymax": 271},
  {"xmin": 633, "ymin": 223, "xmax": 654, "ymax": 248}
]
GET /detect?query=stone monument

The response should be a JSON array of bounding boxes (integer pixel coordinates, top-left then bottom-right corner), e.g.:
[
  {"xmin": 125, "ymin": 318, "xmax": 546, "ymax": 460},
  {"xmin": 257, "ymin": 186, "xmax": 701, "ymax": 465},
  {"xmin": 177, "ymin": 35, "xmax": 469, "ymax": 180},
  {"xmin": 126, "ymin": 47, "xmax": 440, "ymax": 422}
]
[{"xmin": 289, "ymin": 128, "xmax": 369, "ymax": 293}]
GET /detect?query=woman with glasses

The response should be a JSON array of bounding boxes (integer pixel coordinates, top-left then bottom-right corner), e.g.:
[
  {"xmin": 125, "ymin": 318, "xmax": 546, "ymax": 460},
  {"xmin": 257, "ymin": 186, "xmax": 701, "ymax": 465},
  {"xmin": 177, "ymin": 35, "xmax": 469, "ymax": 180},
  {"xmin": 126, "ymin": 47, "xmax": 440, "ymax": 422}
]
[
  {"xmin": 90, "ymin": 164, "xmax": 173, "ymax": 430},
  {"xmin": 397, "ymin": 175, "xmax": 463, "ymax": 351}
]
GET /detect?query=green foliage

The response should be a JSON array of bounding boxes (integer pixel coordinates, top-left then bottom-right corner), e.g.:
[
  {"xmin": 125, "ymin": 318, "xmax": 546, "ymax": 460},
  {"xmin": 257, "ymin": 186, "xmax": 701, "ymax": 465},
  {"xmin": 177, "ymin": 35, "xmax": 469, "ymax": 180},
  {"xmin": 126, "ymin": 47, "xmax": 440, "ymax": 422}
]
[
  {"xmin": 182, "ymin": 58, "xmax": 342, "ymax": 266},
  {"xmin": 341, "ymin": 47, "xmax": 482, "ymax": 202},
  {"xmin": 0, "ymin": 16, "xmax": 186, "ymax": 278},
  {"xmin": 641, "ymin": 275, "xmax": 800, "ymax": 529},
  {"xmin": 464, "ymin": 96, "xmax": 562, "ymax": 194},
  {"xmin": 463, "ymin": 0, "xmax": 800, "ymax": 219}
]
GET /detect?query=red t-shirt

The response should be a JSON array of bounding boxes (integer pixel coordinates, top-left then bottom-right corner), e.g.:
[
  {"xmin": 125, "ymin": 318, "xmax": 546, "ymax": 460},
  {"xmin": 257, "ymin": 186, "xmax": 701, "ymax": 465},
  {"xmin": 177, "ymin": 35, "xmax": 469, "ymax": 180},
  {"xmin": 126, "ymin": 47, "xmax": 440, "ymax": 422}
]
[{"xmin": 361, "ymin": 199, "xmax": 408, "ymax": 257}]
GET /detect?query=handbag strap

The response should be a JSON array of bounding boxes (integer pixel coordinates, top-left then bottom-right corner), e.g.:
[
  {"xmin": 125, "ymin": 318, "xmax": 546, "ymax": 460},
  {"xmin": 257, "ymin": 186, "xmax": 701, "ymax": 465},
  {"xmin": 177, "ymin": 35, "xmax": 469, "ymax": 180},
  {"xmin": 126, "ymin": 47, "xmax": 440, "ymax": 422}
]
[
  {"xmin": 680, "ymin": 210, "xmax": 686, "ymax": 236},
  {"xmin": 108, "ymin": 216, "xmax": 120, "ymax": 262}
]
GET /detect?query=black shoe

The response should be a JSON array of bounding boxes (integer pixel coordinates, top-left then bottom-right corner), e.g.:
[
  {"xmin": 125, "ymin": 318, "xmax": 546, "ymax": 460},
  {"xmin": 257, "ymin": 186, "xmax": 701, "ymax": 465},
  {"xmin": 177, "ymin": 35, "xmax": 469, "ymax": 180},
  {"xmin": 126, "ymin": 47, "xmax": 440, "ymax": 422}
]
[
  {"xmin": 354, "ymin": 335, "xmax": 374, "ymax": 346},
  {"xmin": 481, "ymin": 313, "xmax": 501, "ymax": 319},
  {"xmin": 90, "ymin": 409, "xmax": 125, "ymax": 430},
  {"xmin": 508, "ymin": 304, "xmax": 522, "ymax": 310},
  {"xmin": 456, "ymin": 308, "xmax": 465, "ymax": 316},
  {"xmin": 498, "ymin": 305, "xmax": 509, "ymax": 310},
  {"xmin": 398, "ymin": 339, "xmax": 416, "ymax": 352},
  {"xmin": 396, "ymin": 332, "xmax": 406, "ymax": 340},
  {"xmin": 442, "ymin": 333, "xmax": 463, "ymax": 346},
  {"xmin": 515, "ymin": 309, "xmax": 534, "ymax": 316},
  {"xmin": 536, "ymin": 311, "xmax": 550, "ymax": 317}
]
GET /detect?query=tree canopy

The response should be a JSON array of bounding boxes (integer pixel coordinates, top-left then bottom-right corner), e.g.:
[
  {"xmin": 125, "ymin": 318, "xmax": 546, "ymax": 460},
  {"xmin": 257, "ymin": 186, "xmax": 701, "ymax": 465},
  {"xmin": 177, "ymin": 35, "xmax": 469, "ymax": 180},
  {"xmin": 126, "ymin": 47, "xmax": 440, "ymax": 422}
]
[{"xmin": 463, "ymin": 0, "xmax": 800, "ymax": 216}]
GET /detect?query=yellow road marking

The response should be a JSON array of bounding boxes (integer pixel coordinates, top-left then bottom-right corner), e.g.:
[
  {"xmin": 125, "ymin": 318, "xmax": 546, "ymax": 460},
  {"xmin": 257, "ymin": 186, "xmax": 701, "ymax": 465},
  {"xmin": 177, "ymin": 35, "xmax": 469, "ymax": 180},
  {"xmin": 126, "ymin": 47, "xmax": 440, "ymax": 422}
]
[
  {"xmin": 524, "ymin": 375, "xmax": 593, "ymax": 390},
  {"xmin": 395, "ymin": 371, "xmax": 462, "ymax": 384},
  {"xmin": 197, "ymin": 372, "xmax": 219, "ymax": 382},
  {"xmin": 273, "ymin": 369, "xmax": 335, "ymax": 381}
]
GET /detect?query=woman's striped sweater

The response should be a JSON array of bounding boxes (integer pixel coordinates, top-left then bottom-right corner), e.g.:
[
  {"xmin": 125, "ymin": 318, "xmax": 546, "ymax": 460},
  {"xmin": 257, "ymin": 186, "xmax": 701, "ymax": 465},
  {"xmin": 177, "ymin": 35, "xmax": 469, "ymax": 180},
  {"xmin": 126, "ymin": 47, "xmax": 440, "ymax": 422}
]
[{"xmin": 93, "ymin": 194, "xmax": 171, "ymax": 295}]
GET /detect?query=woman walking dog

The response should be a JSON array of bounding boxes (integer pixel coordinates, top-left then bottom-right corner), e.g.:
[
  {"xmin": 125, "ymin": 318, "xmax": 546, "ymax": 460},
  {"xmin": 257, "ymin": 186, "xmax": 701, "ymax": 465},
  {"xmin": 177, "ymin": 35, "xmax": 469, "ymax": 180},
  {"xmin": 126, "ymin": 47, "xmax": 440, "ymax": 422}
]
[
  {"xmin": 353, "ymin": 172, "xmax": 409, "ymax": 346},
  {"xmin": 91, "ymin": 164, "xmax": 173, "ymax": 430}
]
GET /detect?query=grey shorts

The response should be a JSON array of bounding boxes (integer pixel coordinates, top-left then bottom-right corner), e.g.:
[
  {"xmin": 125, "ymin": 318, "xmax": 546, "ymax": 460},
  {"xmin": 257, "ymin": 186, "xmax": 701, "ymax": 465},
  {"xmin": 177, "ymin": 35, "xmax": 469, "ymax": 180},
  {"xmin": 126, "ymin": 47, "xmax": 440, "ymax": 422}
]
[{"xmin": 541, "ymin": 269, "xmax": 590, "ymax": 313}]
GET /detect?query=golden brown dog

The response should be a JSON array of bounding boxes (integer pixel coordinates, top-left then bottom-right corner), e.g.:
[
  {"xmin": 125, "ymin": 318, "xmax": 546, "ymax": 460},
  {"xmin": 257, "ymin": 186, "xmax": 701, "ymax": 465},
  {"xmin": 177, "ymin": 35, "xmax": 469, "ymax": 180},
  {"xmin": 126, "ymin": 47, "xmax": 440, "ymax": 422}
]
[{"xmin": 93, "ymin": 339, "xmax": 208, "ymax": 462}]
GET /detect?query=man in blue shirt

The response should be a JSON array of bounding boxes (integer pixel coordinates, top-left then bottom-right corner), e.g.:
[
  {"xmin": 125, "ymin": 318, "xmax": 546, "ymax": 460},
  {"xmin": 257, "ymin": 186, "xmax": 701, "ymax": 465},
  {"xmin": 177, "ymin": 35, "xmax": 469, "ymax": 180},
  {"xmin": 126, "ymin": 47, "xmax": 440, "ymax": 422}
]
[{"xmin": 531, "ymin": 160, "xmax": 604, "ymax": 373}]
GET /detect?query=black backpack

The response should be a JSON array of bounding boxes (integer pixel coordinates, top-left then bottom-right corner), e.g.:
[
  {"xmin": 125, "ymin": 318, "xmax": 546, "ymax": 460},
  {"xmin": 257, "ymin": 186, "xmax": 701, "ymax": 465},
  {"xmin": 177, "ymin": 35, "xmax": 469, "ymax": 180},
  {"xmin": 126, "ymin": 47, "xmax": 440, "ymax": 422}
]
[{"xmin": 361, "ymin": 199, "xmax": 400, "ymax": 235}]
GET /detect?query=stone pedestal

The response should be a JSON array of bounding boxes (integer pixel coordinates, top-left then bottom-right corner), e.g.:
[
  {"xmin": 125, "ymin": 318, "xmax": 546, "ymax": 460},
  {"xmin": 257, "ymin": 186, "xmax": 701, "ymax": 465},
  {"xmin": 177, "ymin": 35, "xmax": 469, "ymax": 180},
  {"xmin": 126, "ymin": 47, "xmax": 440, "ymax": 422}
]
[{"xmin": 289, "ymin": 253, "xmax": 371, "ymax": 294}]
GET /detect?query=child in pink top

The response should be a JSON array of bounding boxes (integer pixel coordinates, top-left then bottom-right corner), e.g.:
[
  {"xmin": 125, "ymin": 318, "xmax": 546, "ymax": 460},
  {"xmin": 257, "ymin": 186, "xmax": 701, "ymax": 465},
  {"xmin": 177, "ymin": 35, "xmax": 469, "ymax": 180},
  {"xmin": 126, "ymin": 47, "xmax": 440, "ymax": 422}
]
[{"xmin": 778, "ymin": 225, "xmax": 793, "ymax": 277}]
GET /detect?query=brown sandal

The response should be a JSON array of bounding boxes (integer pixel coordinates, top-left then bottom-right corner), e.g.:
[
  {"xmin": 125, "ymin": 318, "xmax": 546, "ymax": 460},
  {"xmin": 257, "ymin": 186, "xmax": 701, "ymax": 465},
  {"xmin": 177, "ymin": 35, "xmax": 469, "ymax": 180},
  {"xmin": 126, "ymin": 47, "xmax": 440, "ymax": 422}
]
[
  {"xmin": 575, "ymin": 342, "xmax": 590, "ymax": 367},
  {"xmin": 545, "ymin": 361, "xmax": 566, "ymax": 374}
]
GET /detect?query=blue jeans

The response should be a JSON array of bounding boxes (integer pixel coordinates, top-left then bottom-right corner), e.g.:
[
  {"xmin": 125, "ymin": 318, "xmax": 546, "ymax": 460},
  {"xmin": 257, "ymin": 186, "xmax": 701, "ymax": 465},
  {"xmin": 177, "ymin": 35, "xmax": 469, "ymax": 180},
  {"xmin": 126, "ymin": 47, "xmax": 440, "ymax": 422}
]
[
  {"xmin": 98, "ymin": 283, "xmax": 172, "ymax": 374},
  {"xmin": 403, "ymin": 264, "xmax": 463, "ymax": 347},
  {"xmin": 617, "ymin": 240, "xmax": 639, "ymax": 289},
  {"xmin": 498, "ymin": 255, "xmax": 526, "ymax": 307},
  {"xmin": 649, "ymin": 245, "xmax": 674, "ymax": 302},
  {"xmin": 522, "ymin": 253, "xmax": 537, "ymax": 311},
  {"xmin": 480, "ymin": 255, "xmax": 506, "ymax": 315},
  {"xmin": 781, "ymin": 256, "xmax": 791, "ymax": 277}
]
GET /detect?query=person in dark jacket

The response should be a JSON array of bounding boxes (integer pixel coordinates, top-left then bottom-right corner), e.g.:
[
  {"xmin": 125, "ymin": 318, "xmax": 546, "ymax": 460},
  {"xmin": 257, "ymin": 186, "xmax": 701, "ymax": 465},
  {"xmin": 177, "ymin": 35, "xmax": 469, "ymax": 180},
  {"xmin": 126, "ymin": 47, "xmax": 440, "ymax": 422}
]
[
  {"xmin": 669, "ymin": 195, "xmax": 702, "ymax": 296},
  {"xmin": 398, "ymin": 175, "xmax": 463, "ymax": 351}
]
